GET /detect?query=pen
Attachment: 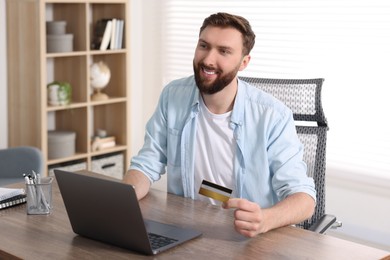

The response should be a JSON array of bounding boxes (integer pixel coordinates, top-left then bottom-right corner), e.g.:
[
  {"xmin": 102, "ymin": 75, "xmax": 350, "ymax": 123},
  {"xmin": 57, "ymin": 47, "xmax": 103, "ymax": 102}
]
[
  {"xmin": 32, "ymin": 170, "xmax": 37, "ymax": 182},
  {"xmin": 24, "ymin": 174, "xmax": 36, "ymax": 208},
  {"xmin": 36, "ymin": 172, "xmax": 41, "ymax": 185},
  {"xmin": 34, "ymin": 171, "xmax": 50, "ymax": 211},
  {"xmin": 34, "ymin": 172, "xmax": 42, "ymax": 210}
]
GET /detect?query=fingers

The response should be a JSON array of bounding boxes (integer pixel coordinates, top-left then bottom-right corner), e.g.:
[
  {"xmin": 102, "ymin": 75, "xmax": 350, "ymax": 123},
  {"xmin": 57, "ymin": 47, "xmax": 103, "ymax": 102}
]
[
  {"xmin": 223, "ymin": 198, "xmax": 258, "ymax": 212},
  {"xmin": 234, "ymin": 220, "xmax": 260, "ymax": 238},
  {"xmin": 222, "ymin": 198, "xmax": 265, "ymax": 237},
  {"xmin": 223, "ymin": 198, "xmax": 241, "ymax": 209},
  {"xmin": 233, "ymin": 214, "xmax": 263, "ymax": 238}
]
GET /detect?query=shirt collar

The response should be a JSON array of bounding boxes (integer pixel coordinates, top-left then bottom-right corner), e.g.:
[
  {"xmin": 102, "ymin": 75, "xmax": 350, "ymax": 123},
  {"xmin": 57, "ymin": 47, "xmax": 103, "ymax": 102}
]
[
  {"xmin": 190, "ymin": 76, "xmax": 247, "ymax": 124},
  {"xmin": 191, "ymin": 81, "xmax": 201, "ymax": 114}
]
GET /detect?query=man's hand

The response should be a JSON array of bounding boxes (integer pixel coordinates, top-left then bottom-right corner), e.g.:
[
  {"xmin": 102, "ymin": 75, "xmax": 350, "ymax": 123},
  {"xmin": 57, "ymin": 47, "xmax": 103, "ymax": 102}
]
[
  {"xmin": 222, "ymin": 198, "xmax": 267, "ymax": 237},
  {"xmin": 223, "ymin": 193, "xmax": 315, "ymax": 238},
  {"xmin": 122, "ymin": 170, "xmax": 151, "ymax": 200}
]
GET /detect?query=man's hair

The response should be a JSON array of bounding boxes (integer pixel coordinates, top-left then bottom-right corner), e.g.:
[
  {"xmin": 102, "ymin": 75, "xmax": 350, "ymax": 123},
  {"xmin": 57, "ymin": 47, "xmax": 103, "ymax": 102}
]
[{"xmin": 199, "ymin": 12, "xmax": 256, "ymax": 56}]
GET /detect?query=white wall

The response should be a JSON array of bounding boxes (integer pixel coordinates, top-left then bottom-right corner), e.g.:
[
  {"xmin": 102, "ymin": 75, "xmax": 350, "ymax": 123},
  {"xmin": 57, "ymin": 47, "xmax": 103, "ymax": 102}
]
[
  {"xmin": 130, "ymin": 0, "xmax": 163, "ymax": 152},
  {"xmin": 1, "ymin": 0, "xmax": 389, "ymax": 251},
  {"xmin": 326, "ymin": 165, "xmax": 390, "ymax": 250},
  {"xmin": 130, "ymin": 0, "xmax": 167, "ymax": 192},
  {"xmin": 0, "ymin": 0, "xmax": 7, "ymax": 149}
]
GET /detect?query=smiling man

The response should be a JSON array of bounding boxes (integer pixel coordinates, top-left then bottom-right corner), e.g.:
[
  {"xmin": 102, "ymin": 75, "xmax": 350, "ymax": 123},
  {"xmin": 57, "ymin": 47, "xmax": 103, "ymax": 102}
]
[{"xmin": 124, "ymin": 12, "xmax": 316, "ymax": 237}]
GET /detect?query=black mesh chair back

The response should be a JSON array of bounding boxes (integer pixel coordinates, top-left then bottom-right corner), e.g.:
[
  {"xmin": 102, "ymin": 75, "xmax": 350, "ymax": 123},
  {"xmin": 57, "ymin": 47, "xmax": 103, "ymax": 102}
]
[{"xmin": 240, "ymin": 77, "xmax": 328, "ymax": 230}]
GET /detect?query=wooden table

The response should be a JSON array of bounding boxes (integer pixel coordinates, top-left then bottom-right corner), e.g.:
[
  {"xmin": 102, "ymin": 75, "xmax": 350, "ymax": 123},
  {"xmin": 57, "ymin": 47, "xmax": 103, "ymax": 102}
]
[{"xmin": 0, "ymin": 179, "xmax": 389, "ymax": 260}]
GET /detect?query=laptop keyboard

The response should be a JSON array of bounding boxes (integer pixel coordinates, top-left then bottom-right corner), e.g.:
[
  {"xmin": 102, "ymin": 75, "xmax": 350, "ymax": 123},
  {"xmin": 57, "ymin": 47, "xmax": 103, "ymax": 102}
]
[{"xmin": 148, "ymin": 232, "xmax": 178, "ymax": 249}]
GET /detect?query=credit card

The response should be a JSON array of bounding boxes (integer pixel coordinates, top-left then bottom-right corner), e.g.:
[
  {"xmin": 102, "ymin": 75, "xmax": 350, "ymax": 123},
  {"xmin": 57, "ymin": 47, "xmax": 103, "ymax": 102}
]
[{"xmin": 198, "ymin": 180, "xmax": 232, "ymax": 202}]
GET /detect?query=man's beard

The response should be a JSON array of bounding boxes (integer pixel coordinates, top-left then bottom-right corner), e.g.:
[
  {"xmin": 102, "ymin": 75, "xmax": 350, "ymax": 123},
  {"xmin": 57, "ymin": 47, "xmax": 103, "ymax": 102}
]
[{"xmin": 193, "ymin": 60, "xmax": 239, "ymax": 95}]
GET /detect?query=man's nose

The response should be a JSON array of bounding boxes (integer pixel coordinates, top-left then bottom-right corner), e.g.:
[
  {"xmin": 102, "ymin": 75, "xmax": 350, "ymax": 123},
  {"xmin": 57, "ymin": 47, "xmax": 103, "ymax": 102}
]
[{"xmin": 202, "ymin": 49, "xmax": 217, "ymax": 66}]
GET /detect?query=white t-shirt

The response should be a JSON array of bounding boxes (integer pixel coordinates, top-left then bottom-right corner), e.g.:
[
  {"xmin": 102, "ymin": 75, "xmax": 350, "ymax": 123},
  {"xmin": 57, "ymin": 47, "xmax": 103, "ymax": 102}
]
[{"xmin": 194, "ymin": 97, "xmax": 235, "ymax": 205}]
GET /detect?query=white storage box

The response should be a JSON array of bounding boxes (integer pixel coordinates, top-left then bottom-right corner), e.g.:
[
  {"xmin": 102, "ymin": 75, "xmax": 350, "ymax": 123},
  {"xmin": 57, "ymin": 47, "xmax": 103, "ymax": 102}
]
[
  {"xmin": 48, "ymin": 130, "xmax": 76, "ymax": 159},
  {"xmin": 48, "ymin": 160, "xmax": 87, "ymax": 176},
  {"xmin": 92, "ymin": 153, "xmax": 124, "ymax": 180}
]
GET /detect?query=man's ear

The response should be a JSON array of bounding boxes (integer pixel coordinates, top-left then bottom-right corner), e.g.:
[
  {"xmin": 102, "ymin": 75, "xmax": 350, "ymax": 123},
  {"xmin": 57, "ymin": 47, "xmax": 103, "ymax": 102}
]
[{"xmin": 239, "ymin": 55, "xmax": 251, "ymax": 71}]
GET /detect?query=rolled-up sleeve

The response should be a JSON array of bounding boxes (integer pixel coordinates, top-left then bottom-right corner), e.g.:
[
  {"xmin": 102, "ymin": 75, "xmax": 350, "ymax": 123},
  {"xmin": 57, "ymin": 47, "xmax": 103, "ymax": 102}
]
[
  {"xmin": 268, "ymin": 109, "xmax": 316, "ymax": 202},
  {"xmin": 129, "ymin": 88, "xmax": 169, "ymax": 183}
]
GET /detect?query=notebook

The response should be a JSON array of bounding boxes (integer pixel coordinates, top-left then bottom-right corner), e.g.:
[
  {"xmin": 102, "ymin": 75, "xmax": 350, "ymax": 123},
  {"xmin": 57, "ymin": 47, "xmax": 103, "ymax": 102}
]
[
  {"xmin": 54, "ymin": 169, "xmax": 202, "ymax": 255},
  {"xmin": 0, "ymin": 188, "xmax": 27, "ymax": 209}
]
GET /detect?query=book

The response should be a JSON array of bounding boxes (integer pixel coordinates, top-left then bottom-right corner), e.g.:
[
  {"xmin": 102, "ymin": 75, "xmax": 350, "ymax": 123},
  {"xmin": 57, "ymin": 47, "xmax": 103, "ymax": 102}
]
[
  {"xmin": 91, "ymin": 136, "xmax": 116, "ymax": 151},
  {"xmin": 114, "ymin": 19, "xmax": 120, "ymax": 49},
  {"xmin": 99, "ymin": 20, "xmax": 112, "ymax": 51},
  {"xmin": 110, "ymin": 18, "xmax": 117, "ymax": 50},
  {"xmin": 97, "ymin": 140, "xmax": 116, "ymax": 150},
  {"xmin": 117, "ymin": 19, "xmax": 124, "ymax": 49},
  {"xmin": 91, "ymin": 18, "xmax": 110, "ymax": 50},
  {"xmin": 0, "ymin": 188, "xmax": 27, "ymax": 209}
]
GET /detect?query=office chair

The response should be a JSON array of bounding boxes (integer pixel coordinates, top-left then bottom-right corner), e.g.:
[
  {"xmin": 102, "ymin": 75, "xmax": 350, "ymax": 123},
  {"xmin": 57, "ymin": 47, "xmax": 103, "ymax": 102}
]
[
  {"xmin": 0, "ymin": 146, "xmax": 44, "ymax": 187},
  {"xmin": 239, "ymin": 77, "xmax": 339, "ymax": 234}
]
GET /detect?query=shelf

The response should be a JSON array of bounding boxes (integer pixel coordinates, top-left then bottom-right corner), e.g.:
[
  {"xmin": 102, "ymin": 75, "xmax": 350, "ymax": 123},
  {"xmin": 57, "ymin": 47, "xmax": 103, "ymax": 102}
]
[
  {"xmin": 7, "ymin": 0, "xmax": 130, "ymax": 178},
  {"xmin": 46, "ymin": 3, "xmax": 88, "ymax": 52},
  {"xmin": 47, "ymin": 153, "xmax": 88, "ymax": 166},
  {"xmin": 47, "ymin": 102, "xmax": 88, "ymax": 111},
  {"xmin": 46, "ymin": 51, "xmax": 88, "ymax": 58},
  {"xmin": 91, "ymin": 97, "xmax": 127, "ymax": 106},
  {"xmin": 90, "ymin": 49, "xmax": 127, "ymax": 55},
  {"xmin": 90, "ymin": 145, "xmax": 127, "ymax": 157}
]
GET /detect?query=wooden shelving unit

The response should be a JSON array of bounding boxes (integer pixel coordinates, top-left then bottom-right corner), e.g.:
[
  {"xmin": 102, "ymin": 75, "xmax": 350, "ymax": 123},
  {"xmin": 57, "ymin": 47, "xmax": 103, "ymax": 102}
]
[{"xmin": 6, "ymin": 0, "xmax": 130, "ymax": 177}]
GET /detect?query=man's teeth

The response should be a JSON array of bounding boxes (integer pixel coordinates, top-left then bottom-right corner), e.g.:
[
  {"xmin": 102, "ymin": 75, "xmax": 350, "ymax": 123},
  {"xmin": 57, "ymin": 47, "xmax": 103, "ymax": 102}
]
[{"xmin": 203, "ymin": 69, "xmax": 216, "ymax": 75}]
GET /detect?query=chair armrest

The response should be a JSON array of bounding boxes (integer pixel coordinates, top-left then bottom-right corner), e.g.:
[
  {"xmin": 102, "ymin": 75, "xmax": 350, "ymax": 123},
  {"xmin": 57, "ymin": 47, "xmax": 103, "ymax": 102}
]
[{"xmin": 308, "ymin": 214, "xmax": 337, "ymax": 234}]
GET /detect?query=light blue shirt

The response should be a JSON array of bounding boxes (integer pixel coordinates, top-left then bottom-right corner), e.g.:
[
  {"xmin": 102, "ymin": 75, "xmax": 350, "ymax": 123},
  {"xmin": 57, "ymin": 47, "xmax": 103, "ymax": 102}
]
[{"xmin": 130, "ymin": 75, "xmax": 316, "ymax": 208}]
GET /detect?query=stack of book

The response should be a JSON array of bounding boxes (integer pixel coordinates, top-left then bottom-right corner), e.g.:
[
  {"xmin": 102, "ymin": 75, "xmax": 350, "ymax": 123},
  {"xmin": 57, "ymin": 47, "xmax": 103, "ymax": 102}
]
[
  {"xmin": 91, "ymin": 136, "xmax": 116, "ymax": 152},
  {"xmin": 91, "ymin": 18, "xmax": 124, "ymax": 51},
  {"xmin": 0, "ymin": 187, "xmax": 26, "ymax": 209}
]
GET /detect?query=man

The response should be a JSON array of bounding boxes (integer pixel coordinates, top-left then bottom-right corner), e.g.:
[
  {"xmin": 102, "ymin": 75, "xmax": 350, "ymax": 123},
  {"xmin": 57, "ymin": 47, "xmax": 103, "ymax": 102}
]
[{"xmin": 123, "ymin": 12, "xmax": 316, "ymax": 238}]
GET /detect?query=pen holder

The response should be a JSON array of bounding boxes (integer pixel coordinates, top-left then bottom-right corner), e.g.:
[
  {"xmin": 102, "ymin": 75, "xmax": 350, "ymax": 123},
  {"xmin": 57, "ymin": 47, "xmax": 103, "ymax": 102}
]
[{"xmin": 26, "ymin": 177, "xmax": 53, "ymax": 215}]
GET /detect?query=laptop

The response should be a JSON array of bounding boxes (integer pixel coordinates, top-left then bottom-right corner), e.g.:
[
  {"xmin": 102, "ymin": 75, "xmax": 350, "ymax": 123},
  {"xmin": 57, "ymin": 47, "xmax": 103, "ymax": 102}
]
[{"xmin": 54, "ymin": 169, "xmax": 202, "ymax": 255}]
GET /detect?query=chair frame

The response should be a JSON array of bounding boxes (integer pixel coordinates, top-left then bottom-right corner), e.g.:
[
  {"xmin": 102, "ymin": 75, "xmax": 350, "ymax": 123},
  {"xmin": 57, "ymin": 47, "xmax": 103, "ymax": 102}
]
[{"xmin": 239, "ymin": 77, "xmax": 335, "ymax": 232}]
